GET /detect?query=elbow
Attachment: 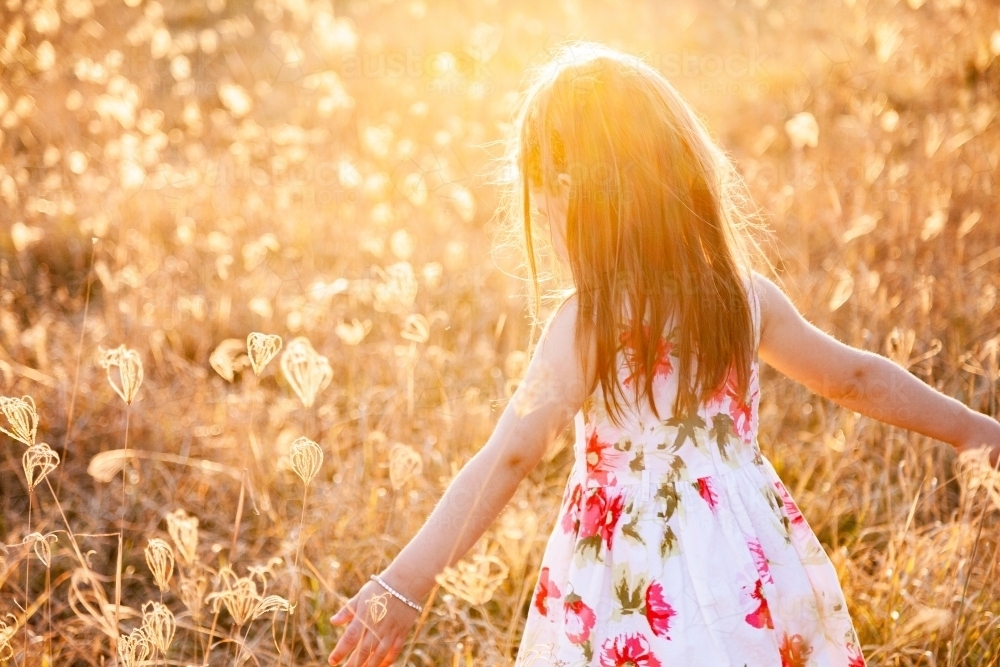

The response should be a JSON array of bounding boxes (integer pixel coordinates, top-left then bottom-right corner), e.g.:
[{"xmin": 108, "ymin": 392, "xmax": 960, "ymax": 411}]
[
  {"xmin": 832, "ymin": 352, "xmax": 874, "ymax": 404},
  {"xmin": 504, "ymin": 452, "xmax": 537, "ymax": 480}
]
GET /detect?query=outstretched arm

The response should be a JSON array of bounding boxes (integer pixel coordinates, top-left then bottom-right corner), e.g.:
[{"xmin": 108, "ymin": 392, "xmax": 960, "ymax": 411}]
[
  {"xmin": 377, "ymin": 295, "xmax": 594, "ymax": 599},
  {"xmin": 753, "ymin": 272, "xmax": 1000, "ymax": 463},
  {"xmin": 328, "ymin": 295, "xmax": 594, "ymax": 666}
]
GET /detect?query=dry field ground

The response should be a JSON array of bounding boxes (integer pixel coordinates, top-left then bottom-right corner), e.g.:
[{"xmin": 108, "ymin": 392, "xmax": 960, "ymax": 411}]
[{"xmin": 1, "ymin": 0, "xmax": 1000, "ymax": 665}]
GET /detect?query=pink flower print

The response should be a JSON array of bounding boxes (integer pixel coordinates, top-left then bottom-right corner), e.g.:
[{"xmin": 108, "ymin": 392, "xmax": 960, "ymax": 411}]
[
  {"xmin": 620, "ymin": 327, "xmax": 674, "ymax": 390},
  {"xmin": 774, "ymin": 481, "xmax": 806, "ymax": 528},
  {"xmin": 585, "ymin": 429, "xmax": 626, "ymax": 486},
  {"xmin": 746, "ymin": 537, "xmax": 773, "ymax": 584},
  {"xmin": 598, "ymin": 632, "xmax": 662, "ymax": 667},
  {"xmin": 561, "ymin": 482, "xmax": 584, "ymax": 535},
  {"xmin": 533, "ymin": 567, "xmax": 562, "ymax": 617},
  {"xmin": 708, "ymin": 365, "xmax": 759, "ymax": 444},
  {"xmin": 743, "ymin": 578, "xmax": 773, "ymax": 629},
  {"xmin": 696, "ymin": 477, "xmax": 718, "ymax": 512},
  {"xmin": 847, "ymin": 644, "xmax": 867, "ymax": 667},
  {"xmin": 563, "ymin": 592, "xmax": 596, "ymax": 645},
  {"xmin": 779, "ymin": 632, "xmax": 813, "ymax": 667},
  {"xmin": 580, "ymin": 487, "xmax": 627, "ymax": 551},
  {"xmin": 729, "ymin": 396, "xmax": 754, "ymax": 444},
  {"xmin": 644, "ymin": 580, "xmax": 677, "ymax": 639}
]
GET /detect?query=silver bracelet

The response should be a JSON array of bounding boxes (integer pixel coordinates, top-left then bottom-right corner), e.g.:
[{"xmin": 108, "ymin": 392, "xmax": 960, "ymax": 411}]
[{"xmin": 370, "ymin": 574, "xmax": 423, "ymax": 613}]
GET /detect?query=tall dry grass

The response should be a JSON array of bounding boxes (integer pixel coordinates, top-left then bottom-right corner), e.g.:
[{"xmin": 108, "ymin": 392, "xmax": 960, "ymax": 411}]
[{"xmin": 1, "ymin": 0, "xmax": 999, "ymax": 665}]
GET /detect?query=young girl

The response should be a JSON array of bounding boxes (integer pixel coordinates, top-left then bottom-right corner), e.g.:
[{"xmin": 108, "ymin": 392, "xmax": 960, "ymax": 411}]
[{"xmin": 327, "ymin": 43, "xmax": 1000, "ymax": 667}]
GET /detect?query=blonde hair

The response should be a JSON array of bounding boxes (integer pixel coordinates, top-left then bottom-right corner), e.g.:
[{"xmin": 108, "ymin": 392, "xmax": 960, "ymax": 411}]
[{"xmin": 501, "ymin": 41, "xmax": 774, "ymax": 423}]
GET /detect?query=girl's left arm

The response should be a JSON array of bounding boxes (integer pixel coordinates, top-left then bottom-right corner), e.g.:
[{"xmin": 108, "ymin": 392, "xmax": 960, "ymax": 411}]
[
  {"xmin": 754, "ymin": 272, "xmax": 1000, "ymax": 465},
  {"xmin": 328, "ymin": 295, "xmax": 594, "ymax": 667}
]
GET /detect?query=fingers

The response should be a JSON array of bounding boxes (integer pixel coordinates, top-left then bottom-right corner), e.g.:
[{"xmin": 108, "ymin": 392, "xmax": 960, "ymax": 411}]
[
  {"xmin": 376, "ymin": 635, "xmax": 406, "ymax": 667},
  {"xmin": 360, "ymin": 633, "xmax": 397, "ymax": 667},
  {"xmin": 330, "ymin": 594, "xmax": 358, "ymax": 626},
  {"xmin": 344, "ymin": 628, "xmax": 379, "ymax": 667},
  {"xmin": 328, "ymin": 618, "xmax": 366, "ymax": 665}
]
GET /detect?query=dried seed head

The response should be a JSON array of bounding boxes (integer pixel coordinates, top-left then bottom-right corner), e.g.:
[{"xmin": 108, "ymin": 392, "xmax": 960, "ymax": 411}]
[
  {"xmin": 0, "ymin": 395, "xmax": 38, "ymax": 446},
  {"xmin": 22, "ymin": 532, "xmax": 57, "ymax": 567},
  {"xmin": 207, "ymin": 567, "xmax": 261, "ymax": 626},
  {"xmin": 117, "ymin": 627, "xmax": 151, "ymax": 667},
  {"xmin": 335, "ymin": 318, "xmax": 371, "ymax": 346},
  {"xmin": 388, "ymin": 443, "xmax": 422, "ymax": 490},
  {"xmin": 289, "ymin": 436, "xmax": 323, "ymax": 486},
  {"xmin": 209, "ymin": 338, "xmax": 250, "ymax": 382},
  {"xmin": 178, "ymin": 570, "xmax": 209, "ymax": 618},
  {"xmin": 23, "ymin": 442, "xmax": 59, "ymax": 489},
  {"xmin": 400, "ymin": 314, "xmax": 430, "ymax": 343},
  {"xmin": 98, "ymin": 345, "xmax": 144, "ymax": 405},
  {"xmin": 252, "ymin": 594, "xmax": 293, "ymax": 620},
  {"xmin": 0, "ymin": 614, "xmax": 16, "ymax": 661},
  {"xmin": 433, "ymin": 552, "xmax": 509, "ymax": 606},
  {"xmin": 279, "ymin": 337, "xmax": 332, "ymax": 408},
  {"xmin": 145, "ymin": 538, "xmax": 175, "ymax": 592},
  {"xmin": 141, "ymin": 601, "xmax": 176, "ymax": 654},
  {"xmin": 165, "ymin": 509, "xmax": 199, "ymax": 566},
  {"xmin": 247, "ymin": 332, "xmax": 283, "ymax": 375}
]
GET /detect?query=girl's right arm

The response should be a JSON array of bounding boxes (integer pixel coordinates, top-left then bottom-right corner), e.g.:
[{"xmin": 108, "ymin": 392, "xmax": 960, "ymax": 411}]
[{"xmin": 753, "ymin": 272, "xmax": 1000, "ymax": 465}]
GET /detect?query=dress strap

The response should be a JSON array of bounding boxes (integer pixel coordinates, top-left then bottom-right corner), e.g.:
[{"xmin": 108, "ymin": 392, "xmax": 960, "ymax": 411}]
[{"xmin": 743, "ymin": 271, "xmax": 762, "ymax": 351}]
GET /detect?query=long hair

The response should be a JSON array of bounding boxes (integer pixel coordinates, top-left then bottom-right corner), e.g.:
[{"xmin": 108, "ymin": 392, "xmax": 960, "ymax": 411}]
[{"xmin": 503, "ymin": 42, "xmax": 774, "ymax": 425}]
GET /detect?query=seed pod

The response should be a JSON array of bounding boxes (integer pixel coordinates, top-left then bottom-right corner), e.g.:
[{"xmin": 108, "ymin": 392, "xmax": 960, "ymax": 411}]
[
  {"xmin": 22, "ymin": 532, "xmax": 57, "ymax": 567},
  {"xmin": 22, "ymin": 443, "xmax": 59, "ymax": 489},
  {"xmin": 165, "ymin": 509, "xmax": 199, "ymax": 566},
  {"xmin": 246, "ymin": 332, "xmax": 283, "ymax": 376},
  {"xmin": 141, "ymin": 601, "xmax": 175, "ymax": 654},
  {"xmin": 98, "ymin": 345, "xmax": 144, "ymax": 405},
  {"xmin": 145, "ymin": 538, "xmax": 175, "ymax": 592},
  {"xmin": 252, "ymin": 594, "xmax": 292, "ymax": 620},
  {"xmin": 117, "ymin": 628, "xmax": 151, "ymax": 667},
  {"xmin": 289, "ymin": 437, "xmax": 323, "ymax": 486},
  {"xmin": 0, "ymin": 614, "xmax": 16, "ymax": 660},
  {"xmin": 280, "ymin": 337, "xmax": 332, "ymax": 408},
  {"xmin": 0, "ymin": 395, "xmax": 38, "ymax": 446},
  {"xmin": 178, "ymin": 570, "xmax": 209, "ymax": 619}
]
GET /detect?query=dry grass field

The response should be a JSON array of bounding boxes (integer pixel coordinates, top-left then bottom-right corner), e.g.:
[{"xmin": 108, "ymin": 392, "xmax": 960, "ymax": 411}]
[{"xmin": 1, "ymin": 0, "xmax": 1000, "ymax": 665}]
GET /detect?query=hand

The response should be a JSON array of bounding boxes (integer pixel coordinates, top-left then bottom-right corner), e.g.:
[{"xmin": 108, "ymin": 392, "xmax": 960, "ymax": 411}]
[
  {"xmin": 955, "ymin": 415, "xmax": 1000, "ymax": 469},
  {"xmin": 958, "ymin": 443, "xmax": 1000, "ymax": 470},
  {"xmin": 328, "ymin": 578, "xmax": 420, "ymax": 667}
]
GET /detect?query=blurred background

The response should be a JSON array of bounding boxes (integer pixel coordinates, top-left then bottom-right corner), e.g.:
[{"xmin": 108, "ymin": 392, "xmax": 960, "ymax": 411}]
[{"xmin": 1, "ymin": 0, "xmax": 1000, "ymax": 664}]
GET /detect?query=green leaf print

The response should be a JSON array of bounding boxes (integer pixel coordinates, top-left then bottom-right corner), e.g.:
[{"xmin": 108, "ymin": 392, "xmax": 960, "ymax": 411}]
[
  {"xmin": 710, "ymin": 412, "xmax": 736, "ymax": 460},
  {"xmin": 665, "ymin": 412, "xmax": 706, "ymax": 451},
  {"xmin": 666, "ymin": 455, "xmax": 687, "ymax": 483},
  {"xmin": 621, "ymin": 507, "xmax": 645, "ymax": 545},
  {"xmin": 582, "ymin": 637, "xmax": 593, "ymax": 663},
  {"xmin": 575, "ymin": 534, "xmax": 604, "ymax": 561},
  {"xmin": 655, "ymin": 481, "xmax": 679, "ymax": 521},
  {"xmin": 629, "ymin": 449, "xmax": 644, "ymax": 472},
  {"xmin": 660, "ymin": 525, "xmax": 679, "ymax": 559},
  {"xmin": 614, "ymin": 436, "xmax": 633, "ymax": 452},
  {"xmin": 760, "ymin": 484, "xmax": 793, "ymax": 543},
  {"xmin": 614, "ymin": 572, "xmax": 645, "ymax": 613}
]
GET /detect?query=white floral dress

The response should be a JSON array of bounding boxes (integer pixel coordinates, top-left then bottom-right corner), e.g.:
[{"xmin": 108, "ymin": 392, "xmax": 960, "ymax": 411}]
[{"xmin": 514, "ymin": 278, "xmax": 867, "ymax": 667}]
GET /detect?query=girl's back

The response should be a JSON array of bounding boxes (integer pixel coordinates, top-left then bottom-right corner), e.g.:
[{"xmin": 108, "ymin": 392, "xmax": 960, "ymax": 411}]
[{"xmin": 515, "ymin": 274, "xmax": 867, "ymax": 667}]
